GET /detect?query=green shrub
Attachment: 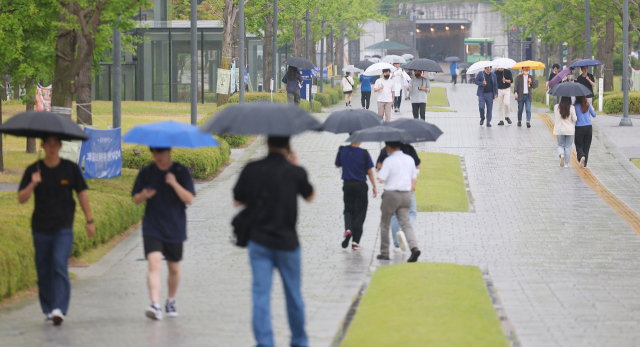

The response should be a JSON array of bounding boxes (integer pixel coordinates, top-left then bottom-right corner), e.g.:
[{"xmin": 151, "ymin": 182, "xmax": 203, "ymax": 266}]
[
  {"xmin": 314, "ymin": 93, "xmax": 333, "ymax": 106},
  {"xmin": 227, "ymin": 92, "xmax": 321, "ymax": 112},
  {"xmin": 121, "ymin": 140, "xmax": 231, "ymax": 179},
  {"xmin": 218, "ymin": 133, "xmax": 250, "ymax": 147},
  {"xmin": 594, "ymin": 91, "xmax": 640, "ymax": 114}
]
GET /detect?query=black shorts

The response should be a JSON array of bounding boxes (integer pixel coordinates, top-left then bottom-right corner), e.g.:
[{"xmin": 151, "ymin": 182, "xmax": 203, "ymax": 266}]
[
  {"xmin": 143, "ymin": 236, "xmax": 183, "ymax": 262},
  {"xmin": 344, "ymin": 91, "xmax": 352, "ymax": 95}
]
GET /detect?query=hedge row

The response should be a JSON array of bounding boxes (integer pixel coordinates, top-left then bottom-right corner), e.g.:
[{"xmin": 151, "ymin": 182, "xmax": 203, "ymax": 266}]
[
  {"xmin": 227, "ymin": 92, "xmax": 323, "ymax": 113},
  {"xmin": 0, "ymin": 169, "xmax": 145, "ymax": 299},
  {"xmin": 594, "ymin": 91, "xmax": 640, "ymax": 114}
]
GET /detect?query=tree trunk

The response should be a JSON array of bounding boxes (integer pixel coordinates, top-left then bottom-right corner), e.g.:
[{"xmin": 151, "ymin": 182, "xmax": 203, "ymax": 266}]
[
  {"xmin": 603, "ymin": 18, "xmax": 615, "ymax": 92},
  {"xmin": 0, "ymin": 73, "xmax": 6, "ymax": 102},
  {"xmin": 310, "ymin": 37, "xmax": 317, "ymax": 65},
  {"xmin": 25, "ymin": 80, "xmax": 36, "ymax": 154},
  {"xmin": 293, "ymin": 19, "xmax": 304, "ymax": 57},
  {"xmin": 0, "ymin": 89, "xmax": 3, "ymax": 172},
  {"xmin": 264, "ymin": 13, "xmax": 274, "ymax": 92},
  {"xmin": 217, "ymin": 0, "xmax": 239, "ymax": 106},
  {"xmin": 76, "ymin": 33, "xmax": 93, "ymax": 125},
  {"xmin": 51, "ymin": 7, "xmax": 78, "ymax": 114},
  {"xmin": 13, "ymin": 82, "xmax": 20, "ymax": 100}
]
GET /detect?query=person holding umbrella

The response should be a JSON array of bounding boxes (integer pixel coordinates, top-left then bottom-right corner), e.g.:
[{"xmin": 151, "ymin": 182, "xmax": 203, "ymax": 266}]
[
  {"xmin": 514, "ymin": 67, "xmax": 539, "ymax": 128},
  {"xmin": 373, "ymin": 68, "xmax": 396, "ymax": 122},
  {"xmin": 449, "ymin": 60, "xmax": 460, "ymax": 85},
  {"xmin": 342, "ymin": 72, "xmax": 355, "ymax": 107},
  {"xmin": 282, "ymin": 66, "xmax": 304, "ymax": 107},
  {"xmin": 574, "ymin": 96, "xmax": 597, "ymax": 169},
  {"xmin": 475, "ymin": 66, "xmax": 499, "ymax": 127},
  {"xmin": 576, "ymin": 67, "xmax": 596, "ymax": 104},
  {"xmin": 546, "ymin": 64, "xmax": 560, "ymax": 92},
  {"xmin": 495, "ymin": 67, "xmax": 513, "ymax": 126},
  {"xmin": 407, "ymin": 70, "xmax": 430, "ymax": 121},
  {"xmin": 553, "ymin": 96, "xmax": 577, "ymax": 167},
  {"xmin": 391, "ymin": 62, "xmax": 407, "ymax": 113}
]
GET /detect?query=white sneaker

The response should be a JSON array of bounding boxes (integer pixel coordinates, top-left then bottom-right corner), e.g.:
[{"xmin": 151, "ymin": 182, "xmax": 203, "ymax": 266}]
[
  {"xmin": 397, "ymin": 231, "xmax": 409, "ymax": 252},
  {"xmin": 51, "ymin": 308, "xmax": 64, "ymax": 326},
  {"xmin": 564, "ymin": 164, "xmax": 569, "ymax": 168},
  {"xmin": 559, "ymin": 154, "xmax": 564, "ymax": 167},
  {"xmin": 394, "ymin": 247, "xmax": 403, "ymax": 253},
  {"xmin": 579, "ymin": 157, "xmax": 585, "ymax": 169},
  {"xmin": 146, "ymin": 303, "xmax": 163, "ymax": 320}
]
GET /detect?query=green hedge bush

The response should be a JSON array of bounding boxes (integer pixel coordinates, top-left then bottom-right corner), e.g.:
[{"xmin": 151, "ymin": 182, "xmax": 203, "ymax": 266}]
[
  {"xmin": 314, "ymin": 93, "xmax": 333, "ymax": 106},
  {"xmin": 594, "ymin": 91, "xmax": 640, "ymax": 114},
  {"xmin": 227, "ymin": 92, "xmax": 321, "ymax": 113}
]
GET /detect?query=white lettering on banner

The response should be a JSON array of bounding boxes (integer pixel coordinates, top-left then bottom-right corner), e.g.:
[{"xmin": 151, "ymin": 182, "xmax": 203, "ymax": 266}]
[{"xmin": 85, "ymin": 150, "xmax": 122, "ymax": 162}]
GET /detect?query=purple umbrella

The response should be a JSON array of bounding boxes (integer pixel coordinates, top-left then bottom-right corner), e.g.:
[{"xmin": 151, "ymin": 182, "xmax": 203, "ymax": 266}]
[{"xmin": 548, "ymin": 68, "xmax": 573, "ymax": 90}]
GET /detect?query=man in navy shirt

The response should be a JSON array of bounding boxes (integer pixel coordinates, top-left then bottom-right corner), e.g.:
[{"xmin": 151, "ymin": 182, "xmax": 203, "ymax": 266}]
[
  {"xmin": 132, "ymin": 147, "xmax": 195, "ymax": 320},
  {"xmin": 359, "ymin": 74, "xmax": 374, "ymax": 110},
  {"xmin": 335, "ymin": 141, "xmax": 377, "ymax": 250}
]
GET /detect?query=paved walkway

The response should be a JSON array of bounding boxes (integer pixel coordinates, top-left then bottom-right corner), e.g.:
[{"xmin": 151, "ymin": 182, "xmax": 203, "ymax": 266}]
[{"xmin": 3, "ymin": 85, "xmax": 640, "ymax": 346}]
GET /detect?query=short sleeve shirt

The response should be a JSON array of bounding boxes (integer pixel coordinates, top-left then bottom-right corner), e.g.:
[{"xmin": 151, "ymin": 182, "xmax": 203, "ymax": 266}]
[
  {"xmin": 19, "ymin": 159, "xmax": 88, "ymax": 234},
  {"xmin": 335, "ymin": 146, "xmax": 374, "ymax": 182},
  {"xmin": 132, "ymin": 162, "xmax": 195, "ymax": 243},
  {"xmin": 576, "ymin": 73, "xmax": 595, "ymax": 97},
  {"xmin": 378, "ymin": 151, "xmax": 418, "ymax": 191},
  {"xmin": 374, "ymin": 78, "xmax": 396, "ymax": 103},
  {"xmin": 359, "ymin": 75, "xmax": 374, "ymax": 92},
  {"xmin": 233, "ymin": 153, "xmax": 313, "ymax": 251}
]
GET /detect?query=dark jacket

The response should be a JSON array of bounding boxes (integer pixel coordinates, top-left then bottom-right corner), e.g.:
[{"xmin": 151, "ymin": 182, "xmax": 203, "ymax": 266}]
[
  {"xmin": 513, "ymin": 74, "xmax": 539, "ymax": 101},
  {"xmin": 282, "ymin": 73, "xmax": 303, "ymax": 93},
  {"xmin": 475, "ymin": 71, "xmax": 498, "ymax": 97}
]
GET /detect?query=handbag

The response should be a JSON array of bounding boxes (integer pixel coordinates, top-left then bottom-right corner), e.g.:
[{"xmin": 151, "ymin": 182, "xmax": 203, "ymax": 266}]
[{"xmin": 455, "ymin": 68, "xmax": 460, "ymax": 75}]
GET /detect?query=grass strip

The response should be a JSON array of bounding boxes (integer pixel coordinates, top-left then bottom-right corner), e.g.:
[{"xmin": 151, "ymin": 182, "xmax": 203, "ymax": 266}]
[
  {"xmin": 427, "ymin": 87, "xmax": 448, "ymax": 107},
  {"xmin": 425, "ymin": 107, "xmax": 454, "ymax": 112},
  {"xmin": 340, "ymin": 263, "xmax": 509, "ymax": 347},
  {"xmin": 415, "ymin": 152, "xmax": 468, "ymax": 212}
]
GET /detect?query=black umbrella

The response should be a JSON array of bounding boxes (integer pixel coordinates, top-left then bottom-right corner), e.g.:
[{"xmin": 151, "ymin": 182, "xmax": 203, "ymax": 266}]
[
  {"xmin": 384, "ymin": 119, "xmax": 443, "ymax": 143},
  {"xmin": 322, "ymin": 109, "xmax": 382, "ymax": 134},
  {"xmin": 549, "ymin": 82, "xmax": 591, "ymax": 97},
  {"xmin": 283, "ymin": 57, "xmax": 315, "ymax": 70},
  {"xmin": 0, "ymin": 111, "xmax": 89, "ymax": 141},
  {"xmin": 345, "ymin": 126, "xmax": 413, "ymax": 143},
  {"xmin": 372, "ymin": 55, "xmax": 382, "ymax": 59},
  {"xmin": 459, "ymin": 63, "xmax": 471, "ymax": 68},
  {"xmin": 201, "ymin": 102, "xmax": 322, "ymax": 136},
  {"xmin": 354, "ymin": 60, "xmax": 374, "ymax": 70},
  {"xmin": 404, "ymin": 59, "xmax": 443, "ymax": 73}
]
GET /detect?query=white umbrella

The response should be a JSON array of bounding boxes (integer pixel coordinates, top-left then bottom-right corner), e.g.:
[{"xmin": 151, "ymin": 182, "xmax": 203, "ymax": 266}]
[
  {"xmin": 342, "ymin": 65, "xmax": 361, "ymax": 73},
  {"xmin": 466, "ymin": 60, "xmax": 494, "ymax": 75},
  {"xmin": 401, "ymin": 53, "xmax": 414, "ymax": 60},
  {"xmin": 492, "ymin": 57, "xmax": 517, "ymax": 69},
  {"xmin": 363, "ymin": 62, "xmax": 397, "ymax": 76},
  {"xmin": 382, "ymin": 55, "xmax": 407, "ymax": 64}
]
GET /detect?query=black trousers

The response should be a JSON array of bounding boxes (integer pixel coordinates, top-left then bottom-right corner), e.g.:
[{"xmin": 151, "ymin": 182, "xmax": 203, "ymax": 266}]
[
  {"xmin": 575, "ymin": 125, "xmax": 593, "ymax": 167},
  {"xmin": 412, "ymin": 103, "xmax": 426, "ymax": 120},
  {"xmin": 343, "ymin": 180, "xmax": 368, "ymax": 244},
  {"xmin": 394, "ymin": 90, "xmax": 402, "ymax": 109},
  {"xmin": 451, "ymin": 75, "xmax": 457, "ymax": 84},
  {"xmin": 361, "ymin": 91, "xmax": 371, "ymax": 109},
  {"xmin": 461, "ymin": 75, "xmax": 467, "ymax": 83}
]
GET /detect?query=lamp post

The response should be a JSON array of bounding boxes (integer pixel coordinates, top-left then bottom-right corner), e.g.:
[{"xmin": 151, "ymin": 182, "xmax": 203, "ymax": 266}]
[
  {"xmin": 620, "ymin": 0, "xmax": 632, "ymax": 126},
  {"xmin": 272, "ymin": 0, "xmax": 278, "ymax": 93},
  {"xmin": 113, "ymin": 18, "xmax": 121, "ymax": 128},
  {"xmin": 239, "ymin": 0, "xmax": 245, "ymax": 103},
  {"xmin": 585, "ymin": 0, "xmax": 592, "ymax": 74},
  {"xmin": 320, "ymin": 16, "xmax": 325, "ymax": 93},
  {"xmin": 305, "ymin": 10, "xmax": 310, "ymax": 60},
  {"xmin": 190, "ymin": 0, "xmax": 197, "ymax": 124}
]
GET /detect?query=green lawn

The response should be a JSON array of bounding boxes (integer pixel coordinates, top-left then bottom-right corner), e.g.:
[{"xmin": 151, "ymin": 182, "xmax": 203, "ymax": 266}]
[
  {"xmin": 631, "ymin": 159, "xmax": 640, "ymax": 169},
  {"xmin": 425, "ymin": 107, "xmax": 455, "ymax": 112},
  {"xmin": 415, "ymin": 152, "xmax": 468, "ymax": 212},
  {"xmin": 427, "ymin": 87, "xmax": 448, "ymax": 107},
  {"xmin": 340, "ymin": 263, "xmax": 509, "ymax": 347}
]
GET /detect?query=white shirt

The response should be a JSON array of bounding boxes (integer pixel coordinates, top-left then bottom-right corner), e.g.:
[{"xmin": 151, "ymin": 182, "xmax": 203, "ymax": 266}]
[
  {"xmin": 378, "ymin": 150, "xmax": 418, "ymax": 191},
  {"xmin": 523, "ymin": 73, "xmax": 529, "ymax": 94},
  {"xmin": 374, "ymin": 78, "xmax": 396, "ymax": 103}
]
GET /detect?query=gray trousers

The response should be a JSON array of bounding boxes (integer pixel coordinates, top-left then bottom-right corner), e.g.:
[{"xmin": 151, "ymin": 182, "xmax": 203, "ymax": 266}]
[
  {"xmin": 380, "ymin": 191, "xmax": 418, "ymax": 256},
  {"xmin": 288, "ymin": 91, "xmax": 301, "ymax": 106}
]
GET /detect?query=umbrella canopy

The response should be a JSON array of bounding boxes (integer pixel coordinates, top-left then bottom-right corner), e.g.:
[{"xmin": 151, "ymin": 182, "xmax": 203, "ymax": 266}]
[
  {"xmin": 512, "ymin": 60, "xmax": 546, "ymax": 69},
  {"xmin": 342, "ymin": 65, "xmax": 361, "ymax": 73},
  {"xmin": 372, "ymin": 55, "xmax": 382, "ymax": 58},
  {"xmin": 345, "ymin": 125, "xmax": 413, "ymax": 143},
  {"xmin": 283, "ymin": 56, "xmax": 315, "ymax": 70},
  {"xmin": 201, "ymin": 102, "xmax": 322, "ymax": 136},
  {"xmin": 363, "ymin": 62, "xmax": 397, "ymax": 76},
  {"xmin": 322, "ymin": 109, "xmax": 382, "ymax": 134},
  {"xmin": 384, "ymin": 119, "xmax": 443, "ymax": 143},
  {"xmin": 0, "ymin": 111, "xmax": 89, "ymax": 141},
  {"xmin": 354, "ymin": 60, "xmax": 374, "ymax": 70},
  {"xmin": 548, "ymin": 68, "xmax": 574, "ymax": 90},
  {"xmin": 365, "ymin": 41, "xmax": 411, "ymax": 50},
  {"xmin": 404, "ymin": 59, "xmax": 443, "ymax": 72},
  {"xmin": 382, "ymin": 55, "xmax": 407, "ymax": 64},
  {"xmin": 570, "ymin": 59, "xmax": 603, "ymax": 68},
  {"xmin": 459, "ymin": 63, "xmax": 471, "ymax": 68},
  {"xmin": 444, "ymin": 56, "xmax": 460, "ymax": 62},
  {"xmin": 123, "ymin": 121, "xmax": 219, "ymax": 148},
  {"xmin": 401, "ymin": 54, "xmax": 414, "ymax": 60},
  {"xmin": 492, "ymin": 57, "xmax": 517, "ymax": 69},
  {"xmin": 367, "ymin": 57, "xmax": 381, "ymax": 63},
  {"xmin": 467, "ymin": 60, "xmax": 494, "ymax": 75},
  {"xmin": 549, "ymin": 82, "xmax": 592, "ymax": 97}
]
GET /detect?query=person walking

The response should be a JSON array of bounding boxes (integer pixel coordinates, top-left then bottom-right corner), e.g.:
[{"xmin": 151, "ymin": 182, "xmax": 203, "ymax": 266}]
[
  {"xmin": 547, "ymin": 64, "xmax": 560, "ymax": 106},
  {"xmin": 475, "ymin": 66, "xmax": 499, "ymax": 127},
  {"xmin": 576, "ymin": 67, "xmax": 596, "ymax": 104},
  {"xmin": 450, "ymin": 61, "xmax": 459, "ymax": 85},
  {"xmin": 495, "ymin": 67, "xmax": 513, "ymax": 126},
  {"xmin": 18, "ymin": 135, "xmax": 95, "ymax": 325},
  {"xmin": 407, "ymin": 70, "xmax": 430, "ymax": 121},
  {"xmin": 359, "ymin": 73, "xmax": 374, "ymax": 109},
  {"xmin": 132, "ymin": 147, "xmax": 195, "ymax": 321},
  {"xmin": 233, "ymin": 136, "xmax": 315, "ymax": 347},
  {"xmin": 460, "ymin": 68, "xmax": 468, "ymax": 84},
  {"xmin": 391, "ymin": 63, "xmax": 406, "ymax": 113},
  {"xmin": 282, "ymin": 66, "xmax": 304, "ymax": 107},
  {"xmin": 376, "ymin": 141, "xmax": 421, "ymax": 262},
  {"xmin": 342, "ymin": 72, "xmax": 355, "ymax": 107},
  {"xmin": 574, "ymin": 96, "xmax": 597, "ymax": 169},
  {"xmin": 335, "ymin": 142, "xmax": 377, "ymax": 250},
  {"xmin": 374, "ymin": 68, "xmax": 396, "ymax": 122},
  {"xmin": 553, "ymin": 97, "xmax": 577, "ymax": 168},
  {"xmin": 514, "ymin": 67, "xmax": 538, "ymax": 128}
]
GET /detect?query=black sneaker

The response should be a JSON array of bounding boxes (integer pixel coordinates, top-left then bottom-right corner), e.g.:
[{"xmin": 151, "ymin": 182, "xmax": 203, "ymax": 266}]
[
  {"xmin": 498, "ymin": 121, "xmax": 504, "ymax": 126},
  {"xmin": 505, "ymin": 117, "xmax": 512, "ymax": 124},
  {"xmin": 376, "ymin": 254, "xmax": 390, "ymax": 260},
  {"xmin": 407, "ymin": 248, "xmax": 421, "ymax": 263},
  {"xmin": 166, "ymin": 299, "xmax": 178, "ymax": 317},
  {"xmin": 517, "ymin": 121, "xmax": 522, "ymax": 126},
  {"xmin": 527, "ymin": 122, "xmax": 531, "ymax": 128},
  {"xmin": 480, "ymin": 118, "xmax": 485, "ymax": 125},
  {"xmin": 486, "ymin": 123, "xmax": 492, "ymax": 127},
  {"xmin": 341, "ymin": 230, "xmax": 352, "ymax": 249}
]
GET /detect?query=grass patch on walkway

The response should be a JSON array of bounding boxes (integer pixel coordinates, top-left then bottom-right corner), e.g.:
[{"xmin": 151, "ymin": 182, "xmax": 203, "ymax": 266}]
[
  {"xmin": 425, "ymin": 107, "xmax": 454, "ymax": 112},
  {"xmin": 631, "ymin": 159, "xmax": 640, "ymax": 169},
  {"xmin": 427, "ymin": 87, "xmax": 448, "ymax": 107},
  {"xmin": 415, "ymin": 152, "xmax": 468, "ymax": 212},
  {"xmin": 341, "ymin": 263, "xmax": 508, "ymax": 347}
]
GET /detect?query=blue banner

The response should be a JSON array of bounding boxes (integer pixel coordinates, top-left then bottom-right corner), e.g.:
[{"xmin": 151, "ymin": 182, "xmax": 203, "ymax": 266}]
[
  {"xmin": 300, "ymin": 69, "xmax": 312, "ymax": 101},
  {"xmin": 312, "ymin": 65, "xmax": 329, "ymax": 79},
  {"xmin": 79, "ymin": 128, "xmax": 122, "ymax": 179}
]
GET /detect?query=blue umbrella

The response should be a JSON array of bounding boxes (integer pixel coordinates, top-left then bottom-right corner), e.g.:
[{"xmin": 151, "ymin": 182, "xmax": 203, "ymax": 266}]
[
  {"xmin": 570, "ymin": 59, "xmax": 603, "ymax": 68},
  {"xmin": 445, "ymin": 56, "xmax": 460, "ymax": 62},
  {"xmin": 123, "ymin": 121, "xmax": 219, "ymax": 148}
]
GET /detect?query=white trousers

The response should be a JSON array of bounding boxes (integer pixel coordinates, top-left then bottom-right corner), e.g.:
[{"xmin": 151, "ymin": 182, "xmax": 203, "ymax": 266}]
[{"xmin": 496, "ymin": 88, "xmax": 511, "ymax": 122}]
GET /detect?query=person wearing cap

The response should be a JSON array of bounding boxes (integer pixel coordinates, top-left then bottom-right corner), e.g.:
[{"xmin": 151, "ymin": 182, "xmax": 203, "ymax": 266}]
[
  {"xmin": 495, "ymin": 67, "xmax": 513, "ymax": 126},
  {"xmin": 374, "ymin": 68, "xmax": 396, "ymax": 122},
  {"xmin": 514, "ymin": 67, "xmax": 539, "ymax": 128},
  {"xmin": 18, "ymin": 135, "xmax": 95, "ymax": 326},
  {"xmin": 132, "ymin": 147, "xmax": 195, "ymax": 320},
  {"xmin": 233, "ymin": 136, "xmax": 315, "ymax": 347},
  {"xmin": 475, "ymin": 66, "xmax": 499, "ymax": 127}
]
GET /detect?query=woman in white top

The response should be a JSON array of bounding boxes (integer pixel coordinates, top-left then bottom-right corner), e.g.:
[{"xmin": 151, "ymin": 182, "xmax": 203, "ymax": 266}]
[
  {"xmin": 342, "ymin": 72, "xmax": 355, "ymax": 107},
  {"xmin": 553, "ymin": 96, "xmax": 578, "ymax": 167}
]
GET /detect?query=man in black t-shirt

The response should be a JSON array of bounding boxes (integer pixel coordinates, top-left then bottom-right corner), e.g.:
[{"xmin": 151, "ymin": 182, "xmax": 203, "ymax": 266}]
[
  {"xmin": 577, "ymin": 66, "xmax": 596, "ymax": 103},
  {"xmin": 233, "ymin": 136, "xmax": 314, "ymax": 347},
  {"xmin": 495, "ymin": 68, "xmax": 513, "ymax": 126},
  {"xmin": 132, "ymin": 147, "xmax": 195, "ymax": 320},
  {"xmin": 18, "ymin": 136, "xmax": 95, "ymax": 326}
]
